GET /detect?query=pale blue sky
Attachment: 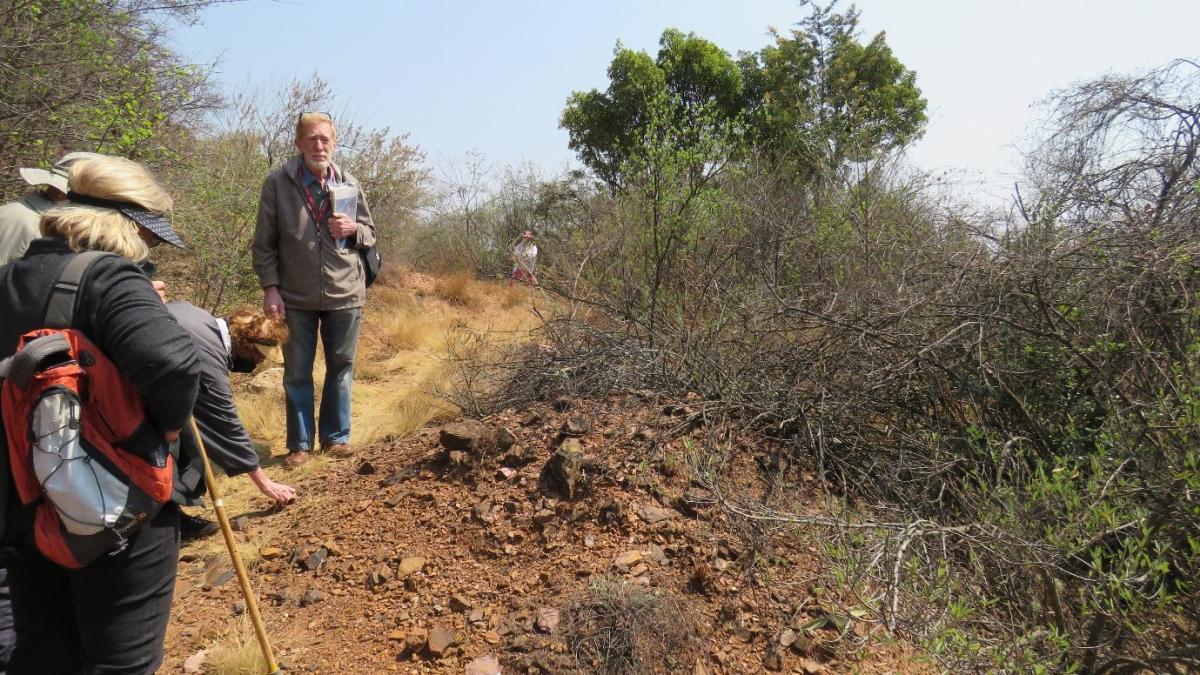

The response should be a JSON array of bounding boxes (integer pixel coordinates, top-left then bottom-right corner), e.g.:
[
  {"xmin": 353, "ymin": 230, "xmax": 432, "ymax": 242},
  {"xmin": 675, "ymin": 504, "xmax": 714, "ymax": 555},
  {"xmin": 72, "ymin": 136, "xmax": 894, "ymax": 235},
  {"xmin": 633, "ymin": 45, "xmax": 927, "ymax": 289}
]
[{"xmin": 173, "ymin": 1, "xmax": 1199, "ymax": 200}]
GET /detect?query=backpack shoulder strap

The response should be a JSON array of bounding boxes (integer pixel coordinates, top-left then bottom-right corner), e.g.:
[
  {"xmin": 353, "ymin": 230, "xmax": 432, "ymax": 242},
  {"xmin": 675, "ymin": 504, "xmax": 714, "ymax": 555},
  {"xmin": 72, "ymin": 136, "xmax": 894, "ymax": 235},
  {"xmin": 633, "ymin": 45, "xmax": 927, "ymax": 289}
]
[{"xmin": 44, "ymin": 251, "xmax": 114, "ymax": 328}]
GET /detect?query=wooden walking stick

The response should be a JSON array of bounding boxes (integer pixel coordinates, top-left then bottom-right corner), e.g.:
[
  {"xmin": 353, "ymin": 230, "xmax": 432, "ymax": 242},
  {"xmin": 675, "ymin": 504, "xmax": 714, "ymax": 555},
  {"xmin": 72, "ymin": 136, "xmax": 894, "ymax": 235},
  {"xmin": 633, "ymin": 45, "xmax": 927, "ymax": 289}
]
[{"xmin": 187, "ymin": 417, "xmax": 282, "ymax": 674}]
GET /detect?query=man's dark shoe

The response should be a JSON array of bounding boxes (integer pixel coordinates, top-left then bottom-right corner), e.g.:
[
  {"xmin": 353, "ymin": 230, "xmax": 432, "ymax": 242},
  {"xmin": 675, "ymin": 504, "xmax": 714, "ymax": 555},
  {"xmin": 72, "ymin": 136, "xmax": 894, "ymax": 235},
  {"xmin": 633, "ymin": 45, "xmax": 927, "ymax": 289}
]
[
  {"xmin": 285, "ymin": 450, "xmax": 311, "ymax": 467},
  {"xmin": 180, "ymin": 512, "xmax": 219, "ymax": 541},
  {"xmin": 321, "ymin": 442, "xmax": 353, "ymax": 458}
]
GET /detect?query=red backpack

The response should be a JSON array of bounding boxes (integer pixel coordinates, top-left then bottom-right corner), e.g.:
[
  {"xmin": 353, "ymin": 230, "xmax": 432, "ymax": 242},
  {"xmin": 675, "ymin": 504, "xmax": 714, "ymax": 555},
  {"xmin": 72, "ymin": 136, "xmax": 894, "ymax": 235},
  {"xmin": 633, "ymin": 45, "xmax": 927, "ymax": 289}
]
[{"xmin": 0, "ymin": 252, "xmax": 174, "ymax": 568}]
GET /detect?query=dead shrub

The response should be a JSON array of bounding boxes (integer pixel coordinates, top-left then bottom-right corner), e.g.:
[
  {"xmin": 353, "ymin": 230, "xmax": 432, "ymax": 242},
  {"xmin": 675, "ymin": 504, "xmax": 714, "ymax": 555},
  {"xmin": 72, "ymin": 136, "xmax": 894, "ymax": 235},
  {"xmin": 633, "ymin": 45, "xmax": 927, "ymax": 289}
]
[
  {"xmin": 462, "ymin": 60, "xmax": 1200, "ymax": 673},
  {"xmin": 433, "ymin": 272, "xmax": 478, "ymax": 307},
  {"xmin": 563, "ymin": 577, "xmax": 698, "ymax": 674}
]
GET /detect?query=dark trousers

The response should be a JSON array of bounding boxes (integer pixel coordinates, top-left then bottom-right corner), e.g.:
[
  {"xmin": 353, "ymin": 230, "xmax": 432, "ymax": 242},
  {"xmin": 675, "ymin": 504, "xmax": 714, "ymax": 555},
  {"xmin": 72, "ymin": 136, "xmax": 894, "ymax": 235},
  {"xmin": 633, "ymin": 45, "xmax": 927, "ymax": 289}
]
[
  {"xmin": 4, "ymin": 504, "xmax": 179, "ymax": 674},
  {"xmin": 0, "ymin": 569, "xmax": 12, "ymax": 673}
]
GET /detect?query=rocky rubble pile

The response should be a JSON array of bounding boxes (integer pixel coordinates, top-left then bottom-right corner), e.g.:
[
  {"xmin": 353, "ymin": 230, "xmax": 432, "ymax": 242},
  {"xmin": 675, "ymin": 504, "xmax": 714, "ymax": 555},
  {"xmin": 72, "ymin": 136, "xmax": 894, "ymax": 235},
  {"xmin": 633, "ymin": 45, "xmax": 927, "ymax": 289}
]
[{"xmin": 165, "ymin": 395, "xmax": 923, "ymax": 673}]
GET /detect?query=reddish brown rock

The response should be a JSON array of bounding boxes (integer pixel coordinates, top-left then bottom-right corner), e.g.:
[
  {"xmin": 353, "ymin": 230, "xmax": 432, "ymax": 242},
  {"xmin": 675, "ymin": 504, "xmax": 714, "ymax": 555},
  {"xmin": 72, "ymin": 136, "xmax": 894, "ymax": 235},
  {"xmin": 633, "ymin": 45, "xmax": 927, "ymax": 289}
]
[
  {"xmin": 426, "ymin": 625, "xmax": 458, "ymax": 657},
  {"xmin": 534, "ymin": 607, "xmax": 560, "ymax": 634}
]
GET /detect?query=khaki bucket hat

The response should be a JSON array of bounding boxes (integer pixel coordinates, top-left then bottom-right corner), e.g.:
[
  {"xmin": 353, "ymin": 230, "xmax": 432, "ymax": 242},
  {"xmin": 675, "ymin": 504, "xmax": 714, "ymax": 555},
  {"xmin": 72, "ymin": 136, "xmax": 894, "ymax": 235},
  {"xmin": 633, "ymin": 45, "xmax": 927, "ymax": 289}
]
[{"xmin": 18, "ymin": 152, "xmax": 104, "ymax": 193}]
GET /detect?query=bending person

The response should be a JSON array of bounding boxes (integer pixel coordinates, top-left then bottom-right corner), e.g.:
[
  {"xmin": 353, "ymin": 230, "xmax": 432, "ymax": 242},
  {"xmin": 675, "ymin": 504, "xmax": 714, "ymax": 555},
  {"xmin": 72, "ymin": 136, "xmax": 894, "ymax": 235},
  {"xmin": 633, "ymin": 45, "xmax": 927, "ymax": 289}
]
[{"xmin": 167, "ymin": 302, "xmax": 297, "ymax": 539}]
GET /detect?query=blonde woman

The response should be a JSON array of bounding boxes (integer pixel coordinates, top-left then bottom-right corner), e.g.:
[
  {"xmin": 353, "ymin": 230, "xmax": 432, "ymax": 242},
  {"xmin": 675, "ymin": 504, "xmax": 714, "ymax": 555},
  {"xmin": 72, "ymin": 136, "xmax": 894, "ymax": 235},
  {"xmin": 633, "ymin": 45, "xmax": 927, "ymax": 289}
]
[{"xmin": 0, "ymin": 155, "xmax": 199, "ymax": 673}]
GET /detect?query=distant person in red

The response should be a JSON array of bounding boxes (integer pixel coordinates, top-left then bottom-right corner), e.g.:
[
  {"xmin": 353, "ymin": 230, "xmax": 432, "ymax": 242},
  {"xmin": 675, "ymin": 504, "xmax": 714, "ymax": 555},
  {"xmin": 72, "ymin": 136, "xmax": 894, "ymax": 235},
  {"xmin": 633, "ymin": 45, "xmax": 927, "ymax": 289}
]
[{"xmin": 509, "ymin": 229, "xmax": 538, "ymax": 286}]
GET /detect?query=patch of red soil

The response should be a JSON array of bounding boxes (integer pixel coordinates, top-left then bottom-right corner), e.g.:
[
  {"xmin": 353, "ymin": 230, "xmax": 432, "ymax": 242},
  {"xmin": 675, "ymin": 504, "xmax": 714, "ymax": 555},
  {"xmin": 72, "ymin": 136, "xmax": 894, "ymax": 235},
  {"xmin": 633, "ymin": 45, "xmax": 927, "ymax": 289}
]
[{"xmin": 162, "ymin": 396, "xmax": 930, "ymax": 674}]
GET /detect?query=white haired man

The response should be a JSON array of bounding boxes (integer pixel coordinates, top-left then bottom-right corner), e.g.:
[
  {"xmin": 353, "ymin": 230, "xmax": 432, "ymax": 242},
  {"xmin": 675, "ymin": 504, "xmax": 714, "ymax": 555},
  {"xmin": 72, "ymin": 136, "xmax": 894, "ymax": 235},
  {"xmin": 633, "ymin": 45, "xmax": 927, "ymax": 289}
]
[{"xmin": 251, "ymin": 112, "xmax": 377, "ymax": 467}]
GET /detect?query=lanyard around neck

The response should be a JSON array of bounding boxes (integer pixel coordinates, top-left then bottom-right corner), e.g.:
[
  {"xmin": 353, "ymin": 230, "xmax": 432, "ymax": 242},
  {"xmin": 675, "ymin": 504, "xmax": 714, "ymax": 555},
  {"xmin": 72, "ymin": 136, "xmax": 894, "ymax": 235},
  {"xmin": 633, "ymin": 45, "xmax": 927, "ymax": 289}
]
[{"xmin": 296, "ymin": 166, "xmax": 331, "ymax": 224}]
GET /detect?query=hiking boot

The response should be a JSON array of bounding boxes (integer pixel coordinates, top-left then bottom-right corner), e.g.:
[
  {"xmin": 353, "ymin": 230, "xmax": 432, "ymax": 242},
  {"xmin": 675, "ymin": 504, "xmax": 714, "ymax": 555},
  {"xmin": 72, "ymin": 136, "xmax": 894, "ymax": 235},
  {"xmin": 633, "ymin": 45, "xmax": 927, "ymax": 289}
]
[
  {"xmin": 322, "ymin": 442, "xmax": 353, "ymax": 458},
  {"xmin": 285, "ymin": 450, "xmax": 311, "ymax": 468},
  {"xmin": 180, "ymin": 512, "xmax": 219, "ymax": 541}
]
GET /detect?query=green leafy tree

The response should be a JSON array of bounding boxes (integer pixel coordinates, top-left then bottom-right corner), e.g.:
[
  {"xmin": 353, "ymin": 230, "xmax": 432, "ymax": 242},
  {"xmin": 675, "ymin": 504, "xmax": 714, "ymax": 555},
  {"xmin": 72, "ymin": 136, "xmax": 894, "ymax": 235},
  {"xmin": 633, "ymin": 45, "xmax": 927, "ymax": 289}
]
[
  {"xmin": 161, "ymin": 129, "xmax": 266, "ymax": 311},
  {"xmin": 561, "ymin": 29, "xmax": 744, "ymax": 190},
  {"xmin": 0, "ymin": 0, "xmax": 220, "ymax": 199},
  {"xmin": 615, "ymin": 101, "xmax": 739, "ymax": 346},
  {"xmin": 562, "ymin": 4, "xmax": 926, "ymax": 192},
  {"xmin": 740, "ymin": 2, "xmax": 927, "ymax": 182}
]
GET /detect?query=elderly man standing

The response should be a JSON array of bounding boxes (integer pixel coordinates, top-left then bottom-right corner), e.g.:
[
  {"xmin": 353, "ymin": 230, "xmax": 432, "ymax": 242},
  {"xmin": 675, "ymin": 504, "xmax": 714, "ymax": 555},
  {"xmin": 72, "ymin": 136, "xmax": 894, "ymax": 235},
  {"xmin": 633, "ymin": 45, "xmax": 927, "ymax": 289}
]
[
  {"xmin": 252, "ymin": 112, "xmax": 376, "ymax": 467},
  {"xmin": 0, "ymin": 152, "xmax": 101, "ymax": 265}
]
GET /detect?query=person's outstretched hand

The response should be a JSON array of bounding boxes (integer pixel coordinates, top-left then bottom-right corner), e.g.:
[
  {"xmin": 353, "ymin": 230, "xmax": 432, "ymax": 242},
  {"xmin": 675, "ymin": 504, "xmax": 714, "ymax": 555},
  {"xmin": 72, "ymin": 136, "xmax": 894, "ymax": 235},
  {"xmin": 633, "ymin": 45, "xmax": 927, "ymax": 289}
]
[{"xmin": 249, "ymin": 468, "xmax": 297, "ymax": 504}]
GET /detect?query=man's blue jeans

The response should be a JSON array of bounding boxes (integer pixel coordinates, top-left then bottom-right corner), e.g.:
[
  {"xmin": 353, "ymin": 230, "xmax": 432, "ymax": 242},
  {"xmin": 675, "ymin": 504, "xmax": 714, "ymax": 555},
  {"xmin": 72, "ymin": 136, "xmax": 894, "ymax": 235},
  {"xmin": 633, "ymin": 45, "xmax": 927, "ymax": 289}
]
[{"xmin": 282, "ymin": 308, "xmax": 361, "ymax": 451}]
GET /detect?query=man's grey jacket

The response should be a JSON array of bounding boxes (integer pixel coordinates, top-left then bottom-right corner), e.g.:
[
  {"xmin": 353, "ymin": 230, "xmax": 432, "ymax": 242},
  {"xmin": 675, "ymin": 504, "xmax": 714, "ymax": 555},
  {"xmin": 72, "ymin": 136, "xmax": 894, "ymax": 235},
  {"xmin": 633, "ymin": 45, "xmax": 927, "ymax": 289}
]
[{"xmin": 251, "ymin": 156, "xmax": 377, "ymax": 311}]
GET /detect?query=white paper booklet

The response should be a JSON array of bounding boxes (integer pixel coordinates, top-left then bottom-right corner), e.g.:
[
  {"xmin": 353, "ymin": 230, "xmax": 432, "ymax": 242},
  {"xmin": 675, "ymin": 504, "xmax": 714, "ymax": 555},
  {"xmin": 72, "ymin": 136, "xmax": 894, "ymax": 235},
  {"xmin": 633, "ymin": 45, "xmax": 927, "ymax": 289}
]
[
  {"xmin": 328, "ymin": 184, "xmax": 357, "ymax": 249},
  {"xmin": 330, "ymin": 184, "xmax": 358, "ymax": 220}
]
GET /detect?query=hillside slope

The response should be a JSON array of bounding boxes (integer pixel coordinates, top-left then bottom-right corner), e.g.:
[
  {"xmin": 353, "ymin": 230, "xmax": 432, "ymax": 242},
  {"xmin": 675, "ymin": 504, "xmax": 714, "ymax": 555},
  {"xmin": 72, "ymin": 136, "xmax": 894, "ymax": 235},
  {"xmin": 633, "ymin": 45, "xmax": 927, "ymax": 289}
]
[{"xmin": 162, "ymin": 273, "xmax": 927, "ymax": 674}]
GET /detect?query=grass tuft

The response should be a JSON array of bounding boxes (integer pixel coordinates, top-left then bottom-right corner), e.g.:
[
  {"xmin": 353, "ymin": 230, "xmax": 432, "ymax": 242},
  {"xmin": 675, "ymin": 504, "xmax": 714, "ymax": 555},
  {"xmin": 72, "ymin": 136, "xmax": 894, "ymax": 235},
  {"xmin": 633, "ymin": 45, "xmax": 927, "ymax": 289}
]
[
  {"xmin": 201, "ymin": 618, "xmax": 269, "ymax": 675},
  {"xmin": 380, "ymin": 309, "xmax": 442, "ymax": 351},
  {"xmin": 433, "ymin": 272, "xmax": 478, "ymax": 307},
  {"xmin": 235, "ymin": 390, "xmax": 285, "ymax": 451},
  {"xmin": 500, "ymin": 284, "xmax": 528, "ymax": 309}
]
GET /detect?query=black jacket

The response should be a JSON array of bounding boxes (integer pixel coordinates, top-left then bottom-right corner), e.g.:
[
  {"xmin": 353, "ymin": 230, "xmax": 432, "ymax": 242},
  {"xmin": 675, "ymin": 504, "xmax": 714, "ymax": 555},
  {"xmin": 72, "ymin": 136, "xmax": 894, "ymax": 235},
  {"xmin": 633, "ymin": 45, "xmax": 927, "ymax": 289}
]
[
  {"xmin": 0, "ymin": 238, "xmax": 201, "ymax": 545},
  {"xmin": 0, "ymin": 238, "xmax": 200, "ymax": 431}
]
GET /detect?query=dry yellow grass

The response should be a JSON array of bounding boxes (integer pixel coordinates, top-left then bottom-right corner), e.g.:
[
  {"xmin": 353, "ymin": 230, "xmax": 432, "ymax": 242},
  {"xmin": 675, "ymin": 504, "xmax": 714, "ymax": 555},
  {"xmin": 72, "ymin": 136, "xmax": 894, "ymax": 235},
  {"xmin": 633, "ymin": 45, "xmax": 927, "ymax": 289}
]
[
  {"xmin": 380, "ymin": 310, "xmax": 442, "ymax": 351},
  {"xmin": 234, "ymin": 272, "xmax": 545, "ymax": 450},
  {"xmin": 235, "ymin": 392, "xmax": 286, "ymax": 452},
  {"xmin": 354, "ymin": 373, "xmax": 454, "ymax": 443},
  {"xmin": 350, "ymin": 271, "xmax": 543, "ymax": 446},
  {"xmin": 352, "ymin": 353, "xmax": 390, "ymax": 383},
  {"xmin": 200, "ymin": 617, "xmax": 272, "ymax": 675},
  {"xmin": 500, "ymin": 283, "xmax": 528, "ymax": 309}
]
